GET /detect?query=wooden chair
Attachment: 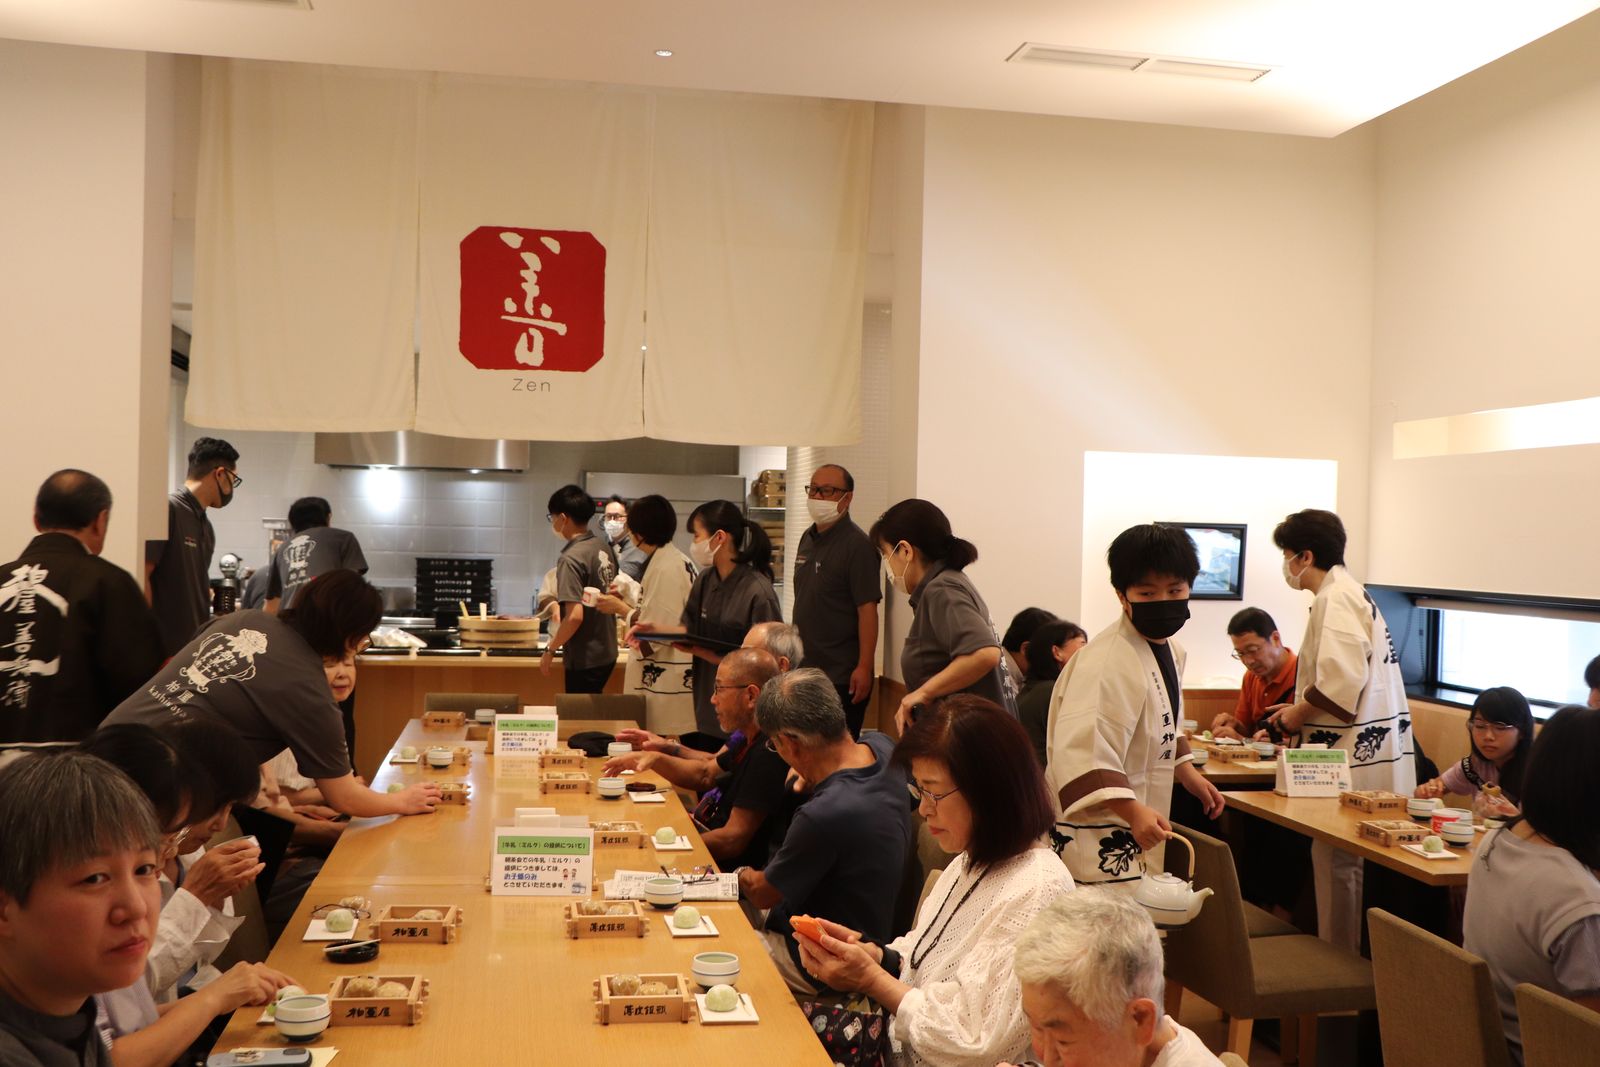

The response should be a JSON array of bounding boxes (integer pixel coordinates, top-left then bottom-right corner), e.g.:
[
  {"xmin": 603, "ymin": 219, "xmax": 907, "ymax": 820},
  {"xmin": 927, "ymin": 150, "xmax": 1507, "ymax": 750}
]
[
  {"xmin": 423, "ymin": 691, "xmax": 518, "ymax": 715},
  {"xmin": 554, "ymin": 693, "xmax": 646, "ymax": 728},
  {"xmin": 1368, "ymin": 908, "xmax": 1510, "ymax": 1067},
  {"xmin": 1516, "ymin": 983, "xmax": 1600, "ymax": 1067},
  {"xmin": 1161, "ymin": 825, "xmax": 1375, "ymax": 1067}
]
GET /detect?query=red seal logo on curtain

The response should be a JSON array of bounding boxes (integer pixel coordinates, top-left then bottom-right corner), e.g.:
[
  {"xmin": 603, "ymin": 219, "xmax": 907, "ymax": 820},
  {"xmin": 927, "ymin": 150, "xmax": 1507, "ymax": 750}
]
[{"xmin": 459, "ymin": 226, "xmax": 606, "ymax": 372}]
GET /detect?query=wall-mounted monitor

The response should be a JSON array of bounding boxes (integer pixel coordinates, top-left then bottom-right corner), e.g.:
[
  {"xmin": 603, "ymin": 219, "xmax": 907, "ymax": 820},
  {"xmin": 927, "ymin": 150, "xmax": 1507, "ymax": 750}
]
[{"xmin": 1162, "ymin": 522, "xmax": 1247, "ymax": 601}]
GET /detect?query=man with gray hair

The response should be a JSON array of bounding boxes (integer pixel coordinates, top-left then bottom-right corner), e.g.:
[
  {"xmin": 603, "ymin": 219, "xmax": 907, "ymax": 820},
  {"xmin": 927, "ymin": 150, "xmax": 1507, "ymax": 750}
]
[
  {"xmin": 743, "ymin": 620, "xmax": 804, "ymax": 673},
  {"xmin": 1001, "ymin": 888, "xmax": 1223, "ymax": 1067},
  {"xmin": 1, "ymin": 470, "xmax": 163, "ymax": 747},
  {"xmin": 737, "ymin": 667, "xmax": 910, "ymax": 994}
]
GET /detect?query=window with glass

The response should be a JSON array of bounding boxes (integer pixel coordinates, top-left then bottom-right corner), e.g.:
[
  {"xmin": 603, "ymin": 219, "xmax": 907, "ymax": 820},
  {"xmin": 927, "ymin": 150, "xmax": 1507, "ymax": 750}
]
[{"xmin": 1433, "ymin": 606, "xmax": 1600, "ymax": 714}]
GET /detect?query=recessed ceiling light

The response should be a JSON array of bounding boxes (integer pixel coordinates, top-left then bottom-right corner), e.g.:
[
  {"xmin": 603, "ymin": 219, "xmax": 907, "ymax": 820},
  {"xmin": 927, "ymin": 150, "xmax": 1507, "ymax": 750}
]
[{"xmin": 654, "ymin": 49, "xmax": 674, "ymax": 58}]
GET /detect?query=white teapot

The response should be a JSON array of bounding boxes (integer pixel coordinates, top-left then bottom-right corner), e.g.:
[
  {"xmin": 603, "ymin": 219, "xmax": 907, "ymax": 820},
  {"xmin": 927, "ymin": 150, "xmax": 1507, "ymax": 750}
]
[{"xmin": 1133, "ymin": 834, "xmax": 1213, "ymax": 928}]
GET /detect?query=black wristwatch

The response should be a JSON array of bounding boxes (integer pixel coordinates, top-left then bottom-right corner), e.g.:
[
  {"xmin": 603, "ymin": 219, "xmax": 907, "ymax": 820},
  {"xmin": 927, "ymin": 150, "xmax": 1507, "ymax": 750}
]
[{"xmin": 880, "ymin": 946, "xmax": 903, "ymax": 975}]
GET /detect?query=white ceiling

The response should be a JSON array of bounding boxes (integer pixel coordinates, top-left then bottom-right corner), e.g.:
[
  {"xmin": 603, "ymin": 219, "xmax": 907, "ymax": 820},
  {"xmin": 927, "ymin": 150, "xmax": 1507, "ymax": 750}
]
[{"xmin": 3, "ymin": 0, "xmax": 1596, "ymax": 137}]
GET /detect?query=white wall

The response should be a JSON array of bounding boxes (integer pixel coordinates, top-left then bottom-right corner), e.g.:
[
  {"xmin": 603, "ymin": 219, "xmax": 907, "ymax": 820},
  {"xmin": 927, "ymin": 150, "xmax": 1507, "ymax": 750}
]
[
  {"xmin": 912, "ymin": 106, "xmax": 1377, "ymax": 650},
  {"xmin": 1368, "ymin": 7, "xmax": 1600, "ymax": 596},
  {"xmin": 173, "ymin": 379, "xmax": 738, "ymax": 613},
  {"xmin": 0, "ymin": 40, "xmax": 173, "ymax": 575},
  {"xmin": 1081, "ymin": 452, "xmax": 1338, "ymax": 686}
]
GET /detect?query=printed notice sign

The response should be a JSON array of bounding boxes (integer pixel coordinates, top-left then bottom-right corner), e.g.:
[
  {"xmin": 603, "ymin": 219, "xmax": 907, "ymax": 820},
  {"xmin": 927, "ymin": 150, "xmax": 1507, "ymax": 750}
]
[
  {"xmin": 1274, "ymin": 748, "xmax": 1353, "ymax": 798},
  {"xmin": 496, "ymin": 710, "xmax": 558, "ymax": 776},
  {"xmin": 491, "ymin": 827, "xmax": 594, "ymax": 896}
]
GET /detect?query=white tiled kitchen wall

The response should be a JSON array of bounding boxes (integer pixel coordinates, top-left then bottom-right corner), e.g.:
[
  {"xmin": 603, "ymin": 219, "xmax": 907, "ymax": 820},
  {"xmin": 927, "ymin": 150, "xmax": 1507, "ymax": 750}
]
[{"xmin": 172, "ymin": 375, "xmax": 742, "ymax": 614}]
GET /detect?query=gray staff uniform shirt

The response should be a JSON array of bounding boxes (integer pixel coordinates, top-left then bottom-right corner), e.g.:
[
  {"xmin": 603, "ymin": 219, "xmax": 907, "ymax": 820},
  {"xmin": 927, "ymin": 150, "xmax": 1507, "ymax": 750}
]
[
  {"xmin": 103, "ymin": 610, "xmax": 351, "ymax": 779},
  {"xmin": 792, "ymin": 515, "xmax": 882, "ymax": 686},
  {"xmin": 681, "ymin": 564, "xmax": 782, "ymax": 736},
  {"xmin": 556, "ymin": 532, "xmax": 619, "ymax": 670},
  {"xmin": 608, "ymin": 532, "xmax": 649, "ymax": 583},
  {"xmin": 147, "ymin": 489, "xmax": 214, "ymax": 657},
  {"xmin": 902, "ymin": 560, "xmax": 1017, "ymax": 714},
  {"xmin": 266, "ymin": 526, "xmax": 368, "ymax": 608}
]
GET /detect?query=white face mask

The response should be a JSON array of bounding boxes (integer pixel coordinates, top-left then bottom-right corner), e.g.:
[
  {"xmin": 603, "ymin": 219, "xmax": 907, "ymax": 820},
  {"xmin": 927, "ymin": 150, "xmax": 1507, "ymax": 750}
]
[
  {"xmin": 1282, "ymin": 555, "xmax": 1305, "ymax": 591},
  {"xmin": 690, "ymin": 535, "xmax": 717, "ymax": 569},
  {"xmin": 806, "ymin": 498, "xmax": 841, "ymax": 526},
  {"xmin": 882, "ymin": 546, "xmax": 909, "ymax": 594},
  {"xmin": 550, "ymin": 516, "xmax": 567, "ymax": 541},
  {"xmin": 603, "ymin": 519, "xmax": 626, "ymax": 542}
]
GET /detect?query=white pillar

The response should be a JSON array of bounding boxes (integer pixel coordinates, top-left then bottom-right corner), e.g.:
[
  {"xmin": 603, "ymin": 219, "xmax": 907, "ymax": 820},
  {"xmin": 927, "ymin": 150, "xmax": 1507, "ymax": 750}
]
[{"xmin": 0, "ymin": 40, "xmax": 174, "ymax": 575}]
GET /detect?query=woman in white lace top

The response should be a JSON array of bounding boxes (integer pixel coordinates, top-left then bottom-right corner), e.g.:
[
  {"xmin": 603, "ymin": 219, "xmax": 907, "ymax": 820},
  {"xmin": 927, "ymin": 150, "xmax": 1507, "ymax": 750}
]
[{"xmin": 796, "ymin": 694, "xmax": 1073, "ymax": 1067}]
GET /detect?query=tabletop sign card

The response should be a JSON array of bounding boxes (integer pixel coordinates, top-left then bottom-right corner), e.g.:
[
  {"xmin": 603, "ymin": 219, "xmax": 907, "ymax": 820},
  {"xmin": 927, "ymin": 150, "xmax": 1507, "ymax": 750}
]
[
  {"xmin": 495, "ymin": 710, "xmax": 559, "ymax": 777},
  {"xmin": 1274, "ymin": 748, "xmax": 1353, "ymax": 797},
  {"xmin": 491, "ymin": 827, "xmax": 594, "ymax": 896}
]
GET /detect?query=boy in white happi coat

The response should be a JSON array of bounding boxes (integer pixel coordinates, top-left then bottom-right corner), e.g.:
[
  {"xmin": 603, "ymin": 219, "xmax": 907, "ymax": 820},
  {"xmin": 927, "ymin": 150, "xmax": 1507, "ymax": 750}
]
[
  {"xmin": 1261, "ymin": 509, "xmax": 1416, "ymax": 952},
  {"xmin": 1046, "ymin": 524, "xmax": 1224, "ymax": 892}
]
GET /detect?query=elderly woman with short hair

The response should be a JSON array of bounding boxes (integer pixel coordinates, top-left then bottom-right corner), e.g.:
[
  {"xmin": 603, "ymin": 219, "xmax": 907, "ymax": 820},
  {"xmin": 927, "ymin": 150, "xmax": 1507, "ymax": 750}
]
[
  {"xmin": 795, "ymin": 694, "xmax": 1071, "ymax": 1067},
  {"xmin": 1002, "ymin": 888, "xmax": 1224, "ymax": 1067}
]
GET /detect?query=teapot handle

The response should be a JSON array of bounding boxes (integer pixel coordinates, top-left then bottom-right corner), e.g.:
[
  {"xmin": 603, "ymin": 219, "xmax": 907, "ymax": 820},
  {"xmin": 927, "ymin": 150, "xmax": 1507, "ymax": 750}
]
[{"xmin": 1164, "ymin": 832, "xmax": 1195, "ymax": 880}]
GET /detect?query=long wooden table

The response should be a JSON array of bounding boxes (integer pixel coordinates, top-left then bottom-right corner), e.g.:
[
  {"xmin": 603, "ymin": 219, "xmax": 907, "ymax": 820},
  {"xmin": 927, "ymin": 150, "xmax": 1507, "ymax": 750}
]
[
  {"xmin": 1223, "ymin": 790, "xmax": 1478, "ymax": 888},
  {"xmin": 216, "ymin": 719, "xmax": 831, "ymax": 1063},
  {"xmin": 1199, "ymin": 759, "xmax": 1276, "ymax": 787}
]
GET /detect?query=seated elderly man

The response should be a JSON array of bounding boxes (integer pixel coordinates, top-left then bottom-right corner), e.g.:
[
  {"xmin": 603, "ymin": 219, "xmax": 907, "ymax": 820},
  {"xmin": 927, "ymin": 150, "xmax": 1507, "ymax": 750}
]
[
  {"xmin": 1002, "ymin": 889, "xmax": 1224, "ymax": 1067},
  {"xmin": 743, "ymin": 620, "xmax": 804, "ymax": 672},
  {"xmin": 603, "ymin": 649, "xmax": 790, "ymax": 869},
  {"xmin": 738, "ymin": 668, "xmax": 911, "ymax": 995}
]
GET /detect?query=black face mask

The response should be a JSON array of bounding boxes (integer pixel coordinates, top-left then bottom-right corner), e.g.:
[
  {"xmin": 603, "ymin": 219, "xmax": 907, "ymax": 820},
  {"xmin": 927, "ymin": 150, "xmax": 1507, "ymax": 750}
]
[{"xmin": 1128, "ymin": 598, "xmax": 1190, "ymax": 640}]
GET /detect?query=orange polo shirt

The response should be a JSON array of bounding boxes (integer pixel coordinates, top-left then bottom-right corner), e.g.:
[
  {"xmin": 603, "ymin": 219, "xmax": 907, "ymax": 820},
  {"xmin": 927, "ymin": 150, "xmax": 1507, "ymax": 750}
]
[{"xmin": 1235, "ymin": 647, "xmax": 1298, "ymax": 733}]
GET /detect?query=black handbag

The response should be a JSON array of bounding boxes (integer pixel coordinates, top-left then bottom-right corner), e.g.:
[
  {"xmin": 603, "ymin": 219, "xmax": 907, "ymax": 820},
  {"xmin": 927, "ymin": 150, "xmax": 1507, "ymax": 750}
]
[{"xmin": 800, "ymin": 995, "xmax": 890, "ymax": 1067}]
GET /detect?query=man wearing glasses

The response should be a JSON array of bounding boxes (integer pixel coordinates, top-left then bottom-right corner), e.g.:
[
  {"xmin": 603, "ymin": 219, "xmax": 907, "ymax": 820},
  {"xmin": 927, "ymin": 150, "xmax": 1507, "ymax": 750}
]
[
  {"xmin": 1211, "ymin": 607, "xmax": 1297, "ymax": 741},
  {"xmin": 792, "ymin": 464, "xmax": 881, "ymax": 737},
  {"xmin": 146, "ymin": 436, "xmax": 240, "ymax": 656}
]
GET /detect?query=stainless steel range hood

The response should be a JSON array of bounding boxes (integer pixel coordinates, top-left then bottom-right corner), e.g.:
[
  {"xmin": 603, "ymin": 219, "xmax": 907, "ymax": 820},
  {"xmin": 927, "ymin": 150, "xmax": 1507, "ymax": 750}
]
[{"xmin": 315, "ymin": 431, "xmax": 528, "ymax": 472}]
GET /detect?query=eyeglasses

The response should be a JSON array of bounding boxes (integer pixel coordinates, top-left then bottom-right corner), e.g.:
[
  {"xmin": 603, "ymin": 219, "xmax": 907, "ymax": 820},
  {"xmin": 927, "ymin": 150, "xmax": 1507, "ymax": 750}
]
[
  {"xmin": 803, "ymin": 484, "xmax": 847, "ymax": 500},
  {"xmin": 907, "ymin": 781, "xmax": 961, "ymax": 811},
  {"xmin": 1230, "ymin": 644, "xmax": 1267, "ymax": 661},
  {"xmin": 712, "ymin": 683, "xmax": 752, "ymax": 695},
  {"xmin": 219, "ymin": 469, "xmax": 242, "ymax": 488},
  {"xmin": 159, "ymin": 826, "xmax": 192, "ymax": 855},
  {"xmin": 662, "ymin": 865, "xmax": 719, "ymax": 885},
  {"xmin": 1468, "ymin": 720, "xmax": 1518, "ymax": 737}
]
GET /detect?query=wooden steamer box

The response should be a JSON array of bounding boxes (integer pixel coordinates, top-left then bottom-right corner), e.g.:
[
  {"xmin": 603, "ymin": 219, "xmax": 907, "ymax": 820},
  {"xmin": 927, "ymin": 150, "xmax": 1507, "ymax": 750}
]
[
  {"xmin": 1341, "ymin": 790, "xmax": 1409, "ymax": 814},
  {"xmin": 593, "ymin": 973, "xmax": 696, "ymax": 1024},
  {"xmin": 1359, "ymin": 819, "xmax": 1431, "ymax": 847},
  {"xmin": 540, "ymin": 770, "xmax": 592, "ymax": 794},
  {"xmin": 464, "ymin": 724, "xmax": 493, "ymax": 743},
  {"xmin": 422, "ymin": 711, "xmax": 466, "ymax": 729},
  {"xmin": 592, "ymin": 821, "xmax": 646, "ymax": 848},
  {"xmin": 565, "ymin": 899, "xmax": 648, "ymax": 939},
  {"xmin": 438, "ymin": 783, "xmax": 470, "ymax": 805},
  {"xmin": 372, "ymin": 905, "xmax": 462, "ymax": 944},
  {"xmin": 539, "ymin": 749, "xmax": 586, "ymax": 770},
  {"xmin": 328, "ymin": 975, "xmax": 429, "ymax": 1026},
  {"xmin": 458, "ymin": 615, "xmax": 540, "ymax": 650},
  {"xmin": 1192, "ymin": 740, "xmax": 1263, "ymax": 764}
]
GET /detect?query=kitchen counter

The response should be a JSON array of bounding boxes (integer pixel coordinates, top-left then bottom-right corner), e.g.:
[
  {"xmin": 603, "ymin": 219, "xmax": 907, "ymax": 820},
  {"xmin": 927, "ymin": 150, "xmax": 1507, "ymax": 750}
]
[{"xmin": 351, "ymin": 650, "xmax": 628, "ymax": 777}]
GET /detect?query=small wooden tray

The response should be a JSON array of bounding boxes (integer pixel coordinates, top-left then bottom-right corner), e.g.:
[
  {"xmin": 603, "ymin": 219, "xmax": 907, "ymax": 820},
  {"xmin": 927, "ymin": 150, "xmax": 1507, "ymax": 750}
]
[
  {"xmin": 593, "ymin": 973, "xmax": 695, "ymax": 1024},
  {"xmin": 591, "ymin": 820, "xmax": 646, "ymax": 848},
  {"xmin": 328, "ymin": 974, "xmax": 429, "ymax": 1026},
  {"xmin": 540, "ymin": 749, "xmax": 587, "ymax": 770},
  {"xmin": 438, "ymin": 783, "xmax": 470, "ymax": 805},
  {"xmin": 541, "ymin": 771, "xmax": 592, "ymax": 794},
  {"xmin": 464, "ymin": 724, "xmax": 493, "ymax": 743},
  {"xmin": 1341, "ymin": 790, "xmax": 1409, "ymax": 813},
  {"xmin": 372, "ymin": 905, "xmax": 462, "ymax": 944},
  {"xmin": 1359, "ymin": 819, "xmax": 1431, "ymax": 846},
  {"xmin": 565, "ymin": 899, "xmax": 649, "ymax": 939},
  {"xmin": 422, "ymin": 711, "xmax": 466, "ymax": 729}
]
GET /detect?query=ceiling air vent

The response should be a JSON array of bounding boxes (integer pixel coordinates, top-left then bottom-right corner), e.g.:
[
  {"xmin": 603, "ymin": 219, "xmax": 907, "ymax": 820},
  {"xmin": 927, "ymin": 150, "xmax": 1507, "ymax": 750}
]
[
  {"xmin": 192, "ymin": 0, "xmax": 314, "ymax": 9},
  {"xmin": 1008, "ymin": 43, "xmax": 1271, "ymax": 83},
  {"xmin": 1008, "ymin": 44, "xmax": 1145, "ymax": 71}
]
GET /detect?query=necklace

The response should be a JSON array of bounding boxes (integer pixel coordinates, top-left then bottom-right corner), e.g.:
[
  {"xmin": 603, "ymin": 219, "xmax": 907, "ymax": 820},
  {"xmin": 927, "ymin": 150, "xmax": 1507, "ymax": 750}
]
[{"xmin": 908, "ymin": 862, "xmax": 990, "ymax": 971}]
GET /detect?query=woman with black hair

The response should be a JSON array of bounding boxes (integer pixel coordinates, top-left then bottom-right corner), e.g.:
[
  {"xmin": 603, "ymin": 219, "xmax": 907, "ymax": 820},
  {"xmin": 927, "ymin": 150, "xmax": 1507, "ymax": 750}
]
[
  {"xmin": 665, "ymin": 500, "xmax": 781, "ymax": 739},
  {"xmin": 869, "ymin": 499, "xmax": 1016, "ymax": 731},
  {"xmin": 104, "ymin": 570, "xmax": 440, "ymax": 818},
  {"xmin": 1464, "ymin": 705, "xmax": 1600, "ymax": 1064},
  {"xmin": 1017, "ymin": 620, "xmax": 1087, "ymax": 766},
  {"xmin": 1415, "ymin": 686, "xmax": 1532, "ymax": 813}
]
